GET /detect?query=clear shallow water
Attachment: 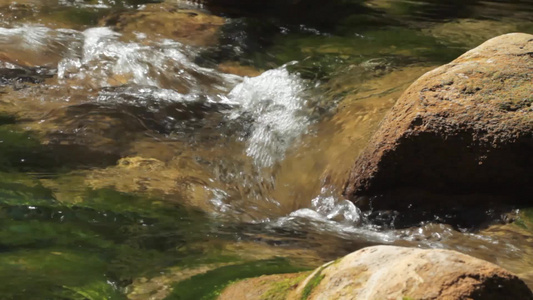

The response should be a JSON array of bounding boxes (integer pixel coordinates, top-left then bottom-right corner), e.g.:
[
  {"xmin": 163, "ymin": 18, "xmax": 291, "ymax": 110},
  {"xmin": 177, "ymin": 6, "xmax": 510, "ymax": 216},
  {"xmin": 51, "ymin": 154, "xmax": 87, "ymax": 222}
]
[{"xmin": 0, "ymin": 0, "xmax": 532, "ymax": 298}]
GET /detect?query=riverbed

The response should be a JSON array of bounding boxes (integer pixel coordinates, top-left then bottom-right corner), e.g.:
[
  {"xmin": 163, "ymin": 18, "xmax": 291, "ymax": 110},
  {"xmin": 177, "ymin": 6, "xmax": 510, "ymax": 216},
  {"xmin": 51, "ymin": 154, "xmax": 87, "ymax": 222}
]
[{"xmin": 0, "ymin": 0, "xmax": 532, "ymax": 298}]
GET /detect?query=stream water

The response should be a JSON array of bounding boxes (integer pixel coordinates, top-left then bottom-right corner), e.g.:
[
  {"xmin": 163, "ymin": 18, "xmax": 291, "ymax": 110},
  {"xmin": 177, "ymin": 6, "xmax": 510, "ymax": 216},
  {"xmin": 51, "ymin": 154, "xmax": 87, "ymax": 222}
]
[{"xmin": 0, "ymin": 0, "xmax": 532, "ymax": 299}]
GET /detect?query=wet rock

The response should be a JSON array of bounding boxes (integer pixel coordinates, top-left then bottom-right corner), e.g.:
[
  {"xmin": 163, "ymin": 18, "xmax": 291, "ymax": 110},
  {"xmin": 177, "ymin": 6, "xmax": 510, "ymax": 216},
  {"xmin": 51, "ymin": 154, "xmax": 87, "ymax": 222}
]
[
  {"xmin": 295, "ymin": 246, "xmax": 533, "ymax": 300},
  {"xmin": 218, "ymin": 272, "xmax": 308, "ymax": 300},
  {"xmin": 343, "ymin": 33, "xmax": 533, "ymax": 211},
  {"xmin": 99, "ymin": 3, "xmax": 226, "ymax": 46},
  {"xmin": 219, "ymin": 245, "xmax": 533, "ymax": 300}
]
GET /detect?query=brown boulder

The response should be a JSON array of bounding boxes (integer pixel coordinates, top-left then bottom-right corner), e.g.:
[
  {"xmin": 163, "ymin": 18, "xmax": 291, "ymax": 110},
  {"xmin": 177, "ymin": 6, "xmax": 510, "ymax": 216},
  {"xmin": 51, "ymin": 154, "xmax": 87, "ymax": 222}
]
[
  {"xmin": 218, "ymin": 246, "xmax": 533, "ymax": 300},
  {"xmin": 343, "ymin": 33, "xmax": 533, "ymax": 211},
  {"xmin": 292, "ymin": 246, "xmax": 533, "ymax": 300}
]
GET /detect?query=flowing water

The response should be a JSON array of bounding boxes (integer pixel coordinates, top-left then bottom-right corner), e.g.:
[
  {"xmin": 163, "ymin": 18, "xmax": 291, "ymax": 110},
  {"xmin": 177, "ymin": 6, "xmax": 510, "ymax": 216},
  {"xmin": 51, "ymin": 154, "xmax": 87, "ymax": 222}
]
[{"xmin": 0, "ymin": 0, "xmax": 532, "ymax": 298}]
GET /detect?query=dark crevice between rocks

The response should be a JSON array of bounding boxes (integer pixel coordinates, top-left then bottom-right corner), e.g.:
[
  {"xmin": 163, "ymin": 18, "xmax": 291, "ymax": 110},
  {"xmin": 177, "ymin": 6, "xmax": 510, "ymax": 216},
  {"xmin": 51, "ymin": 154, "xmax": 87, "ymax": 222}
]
[{"xmin": 358, "ymin": 190, "xmax": 527, "ymax": 230}]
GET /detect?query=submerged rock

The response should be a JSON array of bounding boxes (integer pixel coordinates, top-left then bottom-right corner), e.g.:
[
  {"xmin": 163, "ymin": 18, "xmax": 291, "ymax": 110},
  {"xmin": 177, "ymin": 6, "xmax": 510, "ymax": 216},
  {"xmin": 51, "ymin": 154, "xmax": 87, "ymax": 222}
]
[
  {"xmin": 343, "ymin": 33, "xmax": 533, "ymax": 212},
  {"xmin": 99, "ymin": 3, "xmax": 226, "ymax": 46},
  {"xmin": 219, "ymin": 245, "xmax": 533, "ymax": 300}
]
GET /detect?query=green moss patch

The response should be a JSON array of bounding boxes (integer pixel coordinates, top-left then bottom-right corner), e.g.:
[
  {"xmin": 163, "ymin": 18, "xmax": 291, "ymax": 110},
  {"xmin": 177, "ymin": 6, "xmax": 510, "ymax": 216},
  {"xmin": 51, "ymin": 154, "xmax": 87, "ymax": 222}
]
[
  {"xmin": 167, "ymin": 258, "xmax": 308, "ymax": 300},
  {"xmin": 261, "ymin": 272, "xmax": 310, "ymax": 300},
  {"xmin": 300, "ymin": 267, "xmax": 326, "ymax": 300}
]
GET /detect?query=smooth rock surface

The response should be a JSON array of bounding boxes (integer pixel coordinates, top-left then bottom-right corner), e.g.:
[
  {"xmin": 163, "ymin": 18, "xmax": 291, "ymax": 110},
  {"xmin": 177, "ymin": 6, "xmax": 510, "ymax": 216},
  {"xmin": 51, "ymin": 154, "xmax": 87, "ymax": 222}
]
[
  {"xmin": 343, "ymin": 33, "xmax": 533, "ymax": 210},
  {"xmin": 219, "ymin": 245, "xmax": 533, "ymax": 300},
  {"xmin": 293, "ymin": 245, "xmax": 533, "ymax": 300}
]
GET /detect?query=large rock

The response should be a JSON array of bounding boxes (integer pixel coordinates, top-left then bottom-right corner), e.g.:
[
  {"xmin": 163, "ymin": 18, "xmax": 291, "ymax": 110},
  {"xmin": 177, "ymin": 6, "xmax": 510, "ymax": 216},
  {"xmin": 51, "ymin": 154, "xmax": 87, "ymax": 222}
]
[
  {"xmin": 343, "ymin": 33, "xmax": 533, "ymax": 211},
  {"xmin": 219, "ymin": 246, "xmax": 533, "ymax": 300}
]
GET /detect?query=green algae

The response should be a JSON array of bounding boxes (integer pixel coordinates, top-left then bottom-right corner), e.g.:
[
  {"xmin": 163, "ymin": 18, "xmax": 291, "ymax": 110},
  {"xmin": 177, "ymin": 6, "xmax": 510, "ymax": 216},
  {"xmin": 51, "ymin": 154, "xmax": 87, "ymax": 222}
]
[
  {"xmin": 0, "ymin": 249, "xmax": 125, "ymax": 300},
  {"xmin": 261, "ymin": 272, "xmax": 310, "ymax": 300},
  {"xmin": 0, "ymin": 126, "xmax": 48, "ymax": 172},
  {"xmin": 247, "ymin": 26, "xmax": 461, "ymax": 82},
  {"xmin": 300, "ymin": 266, "xmax": 326, "ymax": 300},
  {"xmin": 167, "ymin": 258, "xmax": 308, "ymax": 300},
  {"xmin": 0, "ymin": 172, "xmax": 55, "ymax": 206},
  {"xmin": 209, "ymin": 7, "xmax": 466, "ymax": 83},
  {"xmin": 0, "ymin": 183, "xmax": 221, "ymax": 299},
  {"xmin": 0, "ymin": 181, "xmax": 316, "ymax": 300},
  {"xmin": 0, "ymin": 124, "xmax": 119, "ymax": 173}
]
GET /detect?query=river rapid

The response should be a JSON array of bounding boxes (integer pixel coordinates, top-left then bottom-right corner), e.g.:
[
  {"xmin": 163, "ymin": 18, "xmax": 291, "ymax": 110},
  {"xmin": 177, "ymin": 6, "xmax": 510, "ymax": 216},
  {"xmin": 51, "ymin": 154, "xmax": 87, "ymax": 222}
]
[{"xmin": 0, "ymin": 0, "xmax": 532, "ymax": 298}]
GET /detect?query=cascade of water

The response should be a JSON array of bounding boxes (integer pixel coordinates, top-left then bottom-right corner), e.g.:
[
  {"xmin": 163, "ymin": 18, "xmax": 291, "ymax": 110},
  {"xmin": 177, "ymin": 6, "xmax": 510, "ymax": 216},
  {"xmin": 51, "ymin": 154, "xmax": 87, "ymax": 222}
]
[{"xmin": 224, "ymin": 64, "xmax": 311, "ymax": 168}]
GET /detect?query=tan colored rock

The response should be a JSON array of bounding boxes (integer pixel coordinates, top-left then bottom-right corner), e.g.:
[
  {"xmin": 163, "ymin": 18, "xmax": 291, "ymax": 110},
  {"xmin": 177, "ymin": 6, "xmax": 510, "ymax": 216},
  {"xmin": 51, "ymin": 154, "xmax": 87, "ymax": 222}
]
[
  {"xmin": 293, "ymin": 246, "xmax": 533, "ymax": 300},
  {"xmin": 343, "ymin": 33, "xmax": 533, "ymax": 210},
  {"xmin": 219, "ymin": 273, "xmax": 309, "ymax": 300},
  {"xmin": 219, "ymin": 246, "xmax": 533, "ymax": 300}
]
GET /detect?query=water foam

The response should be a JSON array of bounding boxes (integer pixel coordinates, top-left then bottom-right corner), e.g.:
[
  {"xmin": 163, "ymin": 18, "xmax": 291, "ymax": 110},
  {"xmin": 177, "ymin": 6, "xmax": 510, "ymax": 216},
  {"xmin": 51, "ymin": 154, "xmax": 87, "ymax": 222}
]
[
  {"xmin": 0, "ymin": 25, "xmax": 80, "ymax": 67},
  {"xmin": 58, "ymin": 27, "xmax": 240, "ymax": 93},
  {"xmin": 265, "ymin": 187, "xmax": 397, "ymax": 242},
  {"xmin": 1, "ymin": 25, "xmax": 314, "ymax": 175},
  {"xmin": 225, "ymin": 65, "xmax": 311, "ymax": 167}
]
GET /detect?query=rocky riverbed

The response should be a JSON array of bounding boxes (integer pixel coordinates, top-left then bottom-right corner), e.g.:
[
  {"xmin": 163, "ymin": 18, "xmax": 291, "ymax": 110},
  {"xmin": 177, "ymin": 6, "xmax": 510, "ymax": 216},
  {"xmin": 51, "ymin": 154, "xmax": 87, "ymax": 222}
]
[{"xmin": 0, "ymin": 0, "xmax": 532, "ymax": 299}]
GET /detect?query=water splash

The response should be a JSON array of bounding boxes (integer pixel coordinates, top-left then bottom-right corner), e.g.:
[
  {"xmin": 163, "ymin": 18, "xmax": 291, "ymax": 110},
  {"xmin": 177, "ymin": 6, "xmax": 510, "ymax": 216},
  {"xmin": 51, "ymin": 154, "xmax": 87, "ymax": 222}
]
[
  {"xmin": 58, "ymin": 27, "xmax": 240, "ymax": 93},
  {"xmin": 0, "ymin": 25, "xmax": 80, "ymax": 67},
  {"xmin": 0, "ymin": 26, "xmax": 314, "ymax": 172},
  {"xmin": 225, "ymin": 65, "xmax": 311, "ymax": 168},
  {"xmin": 291, "ymin": 190, "xmax": 363, "ymax": 226},
  {"xmin": 264, "ymin": 187, "xmax": 397, "ymax": 242}
]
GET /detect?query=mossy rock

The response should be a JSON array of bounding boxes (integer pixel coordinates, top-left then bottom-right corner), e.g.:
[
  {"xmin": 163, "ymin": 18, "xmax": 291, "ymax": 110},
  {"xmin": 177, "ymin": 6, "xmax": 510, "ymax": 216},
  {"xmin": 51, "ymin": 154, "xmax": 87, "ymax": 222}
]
[
  {"xmin": 299, "ymin": 267, "xmax": 325, "ymax": 300},
  {"xmin": 218, "ymin": 272, "xmax": 310, "ymax": 300},
  {"xmin": 167, "ymin": 258, "xmax": 308, "ymax": 300}
]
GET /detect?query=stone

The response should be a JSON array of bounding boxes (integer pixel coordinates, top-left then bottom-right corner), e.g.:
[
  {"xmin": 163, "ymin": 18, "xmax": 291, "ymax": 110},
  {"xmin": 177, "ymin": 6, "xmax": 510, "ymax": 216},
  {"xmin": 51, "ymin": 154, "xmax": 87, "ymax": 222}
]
[
  {"xmin": 292, "ymin": 245, "xmax": 533, "ymax": 300},
  {"xmin": 218, "ymin": 245, "xmax": 533, "ymax": 300},
  {"xmin": 343, "ymin": 33, "xmax": 533, "ymax": 211},
  {"xmin": 99, "ymin": 3, "xmax": 226, "ymax": 46},
  {"xmin": 218, "ymin": 273, "xmax": 309, "ymax": 300}
]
